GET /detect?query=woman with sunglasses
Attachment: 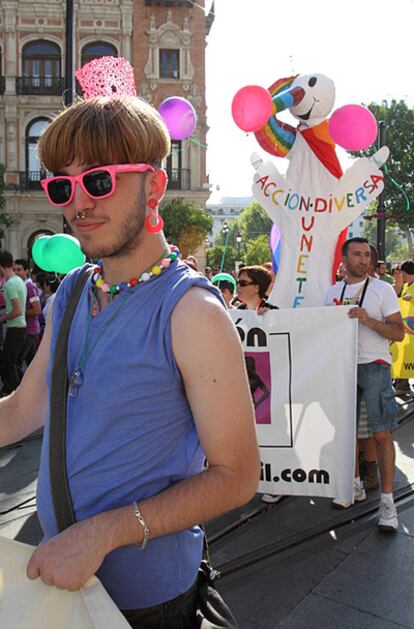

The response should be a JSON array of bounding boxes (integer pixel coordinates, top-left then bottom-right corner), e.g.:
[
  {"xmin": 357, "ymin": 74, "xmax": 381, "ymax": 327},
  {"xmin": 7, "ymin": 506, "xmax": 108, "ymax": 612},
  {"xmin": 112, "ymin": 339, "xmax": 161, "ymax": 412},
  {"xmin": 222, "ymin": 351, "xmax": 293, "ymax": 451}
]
[
  {"xmin": 0, "ymin": 93, "xmax": 260, "ymax": 627},
  {"xmin": 237, "ymin": 266, "xmax": 280, "ymax": 505},
  {"xmin": 236, "ymin": 266, "xmax": 278, "ymax": 312}
]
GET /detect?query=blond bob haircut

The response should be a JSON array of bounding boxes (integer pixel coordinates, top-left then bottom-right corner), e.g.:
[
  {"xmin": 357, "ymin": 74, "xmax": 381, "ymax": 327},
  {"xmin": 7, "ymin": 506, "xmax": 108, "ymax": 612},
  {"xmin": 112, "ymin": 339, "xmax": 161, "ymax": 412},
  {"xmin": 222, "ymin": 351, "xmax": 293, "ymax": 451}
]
[{"xmin": 38, "ymin": 96, "xmax": 171, "ymax": 173}]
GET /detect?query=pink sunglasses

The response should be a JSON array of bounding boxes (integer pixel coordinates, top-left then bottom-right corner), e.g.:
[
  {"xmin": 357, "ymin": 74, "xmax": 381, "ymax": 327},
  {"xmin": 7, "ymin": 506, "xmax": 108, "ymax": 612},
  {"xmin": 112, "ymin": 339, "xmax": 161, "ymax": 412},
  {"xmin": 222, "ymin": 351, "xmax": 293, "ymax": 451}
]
[{"xmin": 40, "ymin": 163, "xmax": 155, "ymax": 207}]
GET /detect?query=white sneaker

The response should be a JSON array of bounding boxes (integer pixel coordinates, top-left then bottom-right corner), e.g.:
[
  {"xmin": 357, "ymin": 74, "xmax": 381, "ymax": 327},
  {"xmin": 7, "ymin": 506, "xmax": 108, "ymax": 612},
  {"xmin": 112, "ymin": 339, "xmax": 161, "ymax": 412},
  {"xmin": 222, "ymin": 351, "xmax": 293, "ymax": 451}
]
[
  {"xmin": 378, "ymin": 501, "xmax": 398, "ymax": 531},
  {"xmin": 332, "ymin": 483, "xmax": 366, "ymax": 509},
  {"xmin": 261, "ymin": 493, "xmax": 282, "ymax": 504}
]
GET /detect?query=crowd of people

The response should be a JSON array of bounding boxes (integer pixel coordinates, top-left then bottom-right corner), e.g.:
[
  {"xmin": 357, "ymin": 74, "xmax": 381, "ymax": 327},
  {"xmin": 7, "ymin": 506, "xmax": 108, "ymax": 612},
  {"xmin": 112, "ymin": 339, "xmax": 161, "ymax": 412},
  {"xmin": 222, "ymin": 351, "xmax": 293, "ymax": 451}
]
[{"xmin": 0, "ymin": 252, "xmax": 60, "ymax": 396}]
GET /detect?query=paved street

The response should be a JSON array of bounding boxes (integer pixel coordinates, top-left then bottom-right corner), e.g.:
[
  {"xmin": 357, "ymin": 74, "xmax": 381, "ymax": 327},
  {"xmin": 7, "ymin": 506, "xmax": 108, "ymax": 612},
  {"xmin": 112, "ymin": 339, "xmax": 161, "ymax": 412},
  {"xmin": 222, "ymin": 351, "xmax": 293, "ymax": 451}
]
[{"xmin": 1, "ymin": 402, "xmax": 414, "ymax": 628}]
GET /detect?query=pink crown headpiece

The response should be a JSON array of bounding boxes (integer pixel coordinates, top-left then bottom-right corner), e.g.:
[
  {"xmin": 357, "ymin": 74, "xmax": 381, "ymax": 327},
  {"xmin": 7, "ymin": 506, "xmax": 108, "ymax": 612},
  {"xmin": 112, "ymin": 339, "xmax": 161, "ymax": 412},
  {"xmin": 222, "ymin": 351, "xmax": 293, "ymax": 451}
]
[{"xmin": 75, "ymin": 56, "xmax": 137, "ymax": 99}]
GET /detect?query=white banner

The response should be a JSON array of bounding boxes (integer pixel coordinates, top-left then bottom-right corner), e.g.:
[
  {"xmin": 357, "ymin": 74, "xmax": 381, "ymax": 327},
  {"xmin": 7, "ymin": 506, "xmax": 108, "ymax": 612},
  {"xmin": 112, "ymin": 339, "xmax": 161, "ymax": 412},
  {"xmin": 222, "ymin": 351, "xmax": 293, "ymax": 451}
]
[
  {"xmin": 0, "ymin": 536, "xmax": 130, "ymax": 629},
  {"xmin": 231, "ymin": 306, "xmax": 357, "ymax": 502}
]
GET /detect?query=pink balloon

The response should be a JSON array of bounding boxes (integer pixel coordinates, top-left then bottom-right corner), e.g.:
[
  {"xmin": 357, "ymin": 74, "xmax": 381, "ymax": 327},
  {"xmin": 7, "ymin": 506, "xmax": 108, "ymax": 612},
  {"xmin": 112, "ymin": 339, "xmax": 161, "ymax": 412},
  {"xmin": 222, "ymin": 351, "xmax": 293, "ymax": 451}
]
[
  {"xmin": 328, "ymin": 104, "xmax": 378, "ymax": 151},
  {"xmin": 231, "ymin": 85, "xmax": 273, "ymax": 132},
  {"xmin": 158, "ymin": 97, "xmax": 197, "ymax": 140}
]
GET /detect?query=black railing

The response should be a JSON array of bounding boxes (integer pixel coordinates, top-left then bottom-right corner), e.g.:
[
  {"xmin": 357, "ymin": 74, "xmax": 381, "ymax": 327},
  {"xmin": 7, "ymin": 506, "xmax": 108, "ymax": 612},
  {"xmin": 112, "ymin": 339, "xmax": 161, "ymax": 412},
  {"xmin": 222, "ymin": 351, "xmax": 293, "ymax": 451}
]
[
  {"xmin": 16, "ymin": 76, "xmax": 65, "ymax": 96},
  {"xmin": 0, "ymin": 77, "xmax": 5, "ymax": 95},
  {"xmin": 145, "ymin": 1, "xmax": 193, "ymax": 6},
  {"xmin": 167, "ymin": 168, "xmax": 190, "ymax": 191},
  {"xmin": 19, "ymin": 171, "xmax": 45, "ymax": 191}
]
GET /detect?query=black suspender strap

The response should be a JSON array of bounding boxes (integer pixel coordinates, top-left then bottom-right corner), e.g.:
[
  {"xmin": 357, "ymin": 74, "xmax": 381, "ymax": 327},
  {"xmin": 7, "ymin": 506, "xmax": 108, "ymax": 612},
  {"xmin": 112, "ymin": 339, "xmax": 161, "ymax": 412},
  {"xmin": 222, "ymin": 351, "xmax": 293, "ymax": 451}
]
[
  {"xmin": 49, "ymin": 267, "xmax": 91, "ymax": 532},
  {"xmin": 339, "ymin": 277, "xmax": 370, "ymax": 307}
]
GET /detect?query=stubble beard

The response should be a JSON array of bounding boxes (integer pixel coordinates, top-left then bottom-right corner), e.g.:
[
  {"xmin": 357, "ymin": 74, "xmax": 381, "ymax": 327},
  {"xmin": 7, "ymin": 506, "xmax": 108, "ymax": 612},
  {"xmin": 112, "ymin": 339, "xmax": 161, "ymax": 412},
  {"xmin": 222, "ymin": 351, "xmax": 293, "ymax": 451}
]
[{"xmin": 80, "ymin": 188, "xmax": 146, "ymax": 260}]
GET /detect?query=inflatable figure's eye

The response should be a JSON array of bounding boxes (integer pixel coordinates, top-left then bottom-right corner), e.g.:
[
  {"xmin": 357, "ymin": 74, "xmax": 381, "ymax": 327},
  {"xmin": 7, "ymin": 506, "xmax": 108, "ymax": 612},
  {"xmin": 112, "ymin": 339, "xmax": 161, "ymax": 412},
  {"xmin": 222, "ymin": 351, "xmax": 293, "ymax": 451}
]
[{"xmin": 308, "ymin": 77, "xmax": 317, "ymax": 87}]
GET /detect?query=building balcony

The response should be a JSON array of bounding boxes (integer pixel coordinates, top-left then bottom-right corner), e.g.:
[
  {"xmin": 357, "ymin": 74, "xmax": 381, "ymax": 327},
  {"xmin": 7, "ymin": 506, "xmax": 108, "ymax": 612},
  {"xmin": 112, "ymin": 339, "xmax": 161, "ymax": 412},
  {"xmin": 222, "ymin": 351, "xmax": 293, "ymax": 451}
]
[
  {"xmin": 0, "ymin": 77, "xmax": 5, "ymax": 95},
  {"xmin": 145, "ymin": 1, "xmax": 193, "ymax": 7},
  {"xmin": 167, "ymin": 168, "xmax": 190, "ymax": 191},
  {"xmin": 16, "ymin": 76, "xmax": 65, "ymax": 96},
  {"xmin": 18, "ymin": 171, "xmax": 44, "ymax": 191}
]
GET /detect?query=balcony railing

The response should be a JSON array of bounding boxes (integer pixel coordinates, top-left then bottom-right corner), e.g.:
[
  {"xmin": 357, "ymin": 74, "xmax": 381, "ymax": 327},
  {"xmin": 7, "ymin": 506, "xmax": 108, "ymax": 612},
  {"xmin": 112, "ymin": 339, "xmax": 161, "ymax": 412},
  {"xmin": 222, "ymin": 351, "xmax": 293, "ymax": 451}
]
[
  {"xmin": 145, "ymin": 1, "xmax": 193, "ymax": 7},
  {"xmin": 0, "ymin": 77, "xmax": 5, "ymax": 95},
  {"xmin": 19, "ymin": 171, "xmax": 45, "ymax": 191},
  {"xmin": 167, "ymin": 168, "xmax": 190, "ymax": 191},
  {"xmin": 16, "ymin": 76, "xmax": 65, "ymax": 96}
]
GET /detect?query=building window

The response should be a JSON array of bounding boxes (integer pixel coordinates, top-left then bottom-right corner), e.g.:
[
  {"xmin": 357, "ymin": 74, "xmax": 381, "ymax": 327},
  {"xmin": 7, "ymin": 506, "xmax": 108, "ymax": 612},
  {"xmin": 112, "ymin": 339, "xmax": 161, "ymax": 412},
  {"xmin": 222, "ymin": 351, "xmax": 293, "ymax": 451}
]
[
  {"xmin": 81, "ymin": 42, "xmax": 117, "ymax": 66},
  {"xmin": 159, "ymin": 49, "xmax": 179, "ymax": 79},
  {"xmin": 166, "ymin": 141, "xmax": 190, "ymax": 190},
  {"xmin": 24, "ymin": 118, "xmax": 50, "ymax": 189},
  {"xmin": 21, "ymin": 41, "xmax": 61, "ymax": 90}
]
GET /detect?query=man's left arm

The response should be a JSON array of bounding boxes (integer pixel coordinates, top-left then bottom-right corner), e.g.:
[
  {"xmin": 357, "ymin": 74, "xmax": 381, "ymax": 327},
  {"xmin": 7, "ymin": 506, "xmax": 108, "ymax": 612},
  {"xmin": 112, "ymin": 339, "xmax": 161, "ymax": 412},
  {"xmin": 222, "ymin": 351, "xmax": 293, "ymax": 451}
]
[
  {"xmin": 27, "ymin": 296, "xmax": 41, "ymax": 317},
  {"xmin": 348, "ymin": 308, "xmax": 404, "ymax": 341},
  {"xmin": 0, "ymin": 296, "xmax": 23, "ymax": 323},
  {"xmin": 27, "ymin": 288, "xmax": 260, "ymax": 590}
]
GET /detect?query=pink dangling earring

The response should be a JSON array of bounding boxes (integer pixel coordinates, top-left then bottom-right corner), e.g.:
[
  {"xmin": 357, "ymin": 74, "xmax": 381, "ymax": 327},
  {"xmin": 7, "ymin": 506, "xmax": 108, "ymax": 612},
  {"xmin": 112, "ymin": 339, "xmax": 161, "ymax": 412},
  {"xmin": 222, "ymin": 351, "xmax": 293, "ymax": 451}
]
[{"xmin": 145, "ymin": 198, "xmax": 164, "ymax": 234}]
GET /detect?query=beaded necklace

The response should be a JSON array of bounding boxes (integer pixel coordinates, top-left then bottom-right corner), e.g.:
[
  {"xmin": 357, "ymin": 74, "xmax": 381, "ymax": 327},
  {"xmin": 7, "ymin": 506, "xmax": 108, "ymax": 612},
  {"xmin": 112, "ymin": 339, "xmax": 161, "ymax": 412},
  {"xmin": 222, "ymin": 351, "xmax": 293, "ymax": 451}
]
[
  {"xmin": 91, "ymin": 245, "xmax": 180, "ymax": 296},
  {"xmin": 68, "ymin": 245, "xmax": 180, "ymax": 397}
]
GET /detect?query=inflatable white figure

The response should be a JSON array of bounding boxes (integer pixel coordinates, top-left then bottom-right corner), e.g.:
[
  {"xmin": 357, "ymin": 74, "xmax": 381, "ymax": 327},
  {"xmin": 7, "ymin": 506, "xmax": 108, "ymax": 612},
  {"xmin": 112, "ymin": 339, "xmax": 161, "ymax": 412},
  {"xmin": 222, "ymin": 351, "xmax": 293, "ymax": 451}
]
[{"xmin": 248, "ymin": 73, "xmax": 388, "ymax": 308}]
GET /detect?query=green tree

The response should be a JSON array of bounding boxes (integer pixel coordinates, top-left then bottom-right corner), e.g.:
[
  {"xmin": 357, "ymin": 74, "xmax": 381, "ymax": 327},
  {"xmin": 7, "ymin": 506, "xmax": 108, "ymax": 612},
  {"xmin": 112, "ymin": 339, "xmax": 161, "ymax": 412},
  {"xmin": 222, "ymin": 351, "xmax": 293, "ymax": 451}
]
[
  {"xmin": 244, "ymin": 234, "xmax": 272, "ymax": 266},
  {"xmin": 214, "ymin": 218, "xmax": 241, "ymax": 247},
  {"xmin": 0, "ymin": 164, "xmax": 12, "ymax": 240},
  {"xmin": 238, "ymin": 201, "xmax": 273, "ymax": 242},
  {"xmin": 351, "ymin": 100, "xmax": 414, "ymax": 254},
  {"xmin": 207, "ymin": 245, "xmax": 237, "ymax": 273},
  {"xmin": 363, "ymin": 212, "xmax": 408, "ymax": 262},
  {"xmin": 214, "ymin": 201, "xmax": 272, "ymax": 252},
  {"xmin": 160, "ymin": 198, "xmax": 212, "ymax": 258}
]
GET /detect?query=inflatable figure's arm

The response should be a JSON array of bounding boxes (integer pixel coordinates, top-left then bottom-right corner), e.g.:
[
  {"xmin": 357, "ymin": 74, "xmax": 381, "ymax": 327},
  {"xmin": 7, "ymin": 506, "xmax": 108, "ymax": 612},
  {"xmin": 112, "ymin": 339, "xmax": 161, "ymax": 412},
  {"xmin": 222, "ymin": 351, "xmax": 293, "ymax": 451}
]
[
  {"xmin": 254, "ymin": 85, "xmax": 304, "ymax": 158},
  {"xmin": 331, "ymin": 147, "xmax": 389, "ymax": 233},
  {"xmin": 251, "ymin": 152, "xmax": 289, "ymax": 224}
]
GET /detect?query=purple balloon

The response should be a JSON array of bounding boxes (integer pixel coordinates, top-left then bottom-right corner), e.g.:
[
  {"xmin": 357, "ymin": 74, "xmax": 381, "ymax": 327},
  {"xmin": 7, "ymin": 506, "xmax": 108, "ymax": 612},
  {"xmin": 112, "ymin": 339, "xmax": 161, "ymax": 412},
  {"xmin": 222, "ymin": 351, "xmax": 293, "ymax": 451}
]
[{"xmin": 158, "ymin": 97, "xmax": 197, "ymax": 140}]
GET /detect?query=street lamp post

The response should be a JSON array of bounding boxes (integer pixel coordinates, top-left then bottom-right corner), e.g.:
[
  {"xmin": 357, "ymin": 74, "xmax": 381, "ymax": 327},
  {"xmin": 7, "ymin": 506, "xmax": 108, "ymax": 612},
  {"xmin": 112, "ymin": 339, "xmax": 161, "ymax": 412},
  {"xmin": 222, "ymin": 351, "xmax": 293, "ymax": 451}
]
[
  {"xmin": 220, "ymin": 222, "xmax": 229, "ymax": 272},
  {"xmin": 236, "ymin": 232, "xmax": 242, "ymax": 259}
]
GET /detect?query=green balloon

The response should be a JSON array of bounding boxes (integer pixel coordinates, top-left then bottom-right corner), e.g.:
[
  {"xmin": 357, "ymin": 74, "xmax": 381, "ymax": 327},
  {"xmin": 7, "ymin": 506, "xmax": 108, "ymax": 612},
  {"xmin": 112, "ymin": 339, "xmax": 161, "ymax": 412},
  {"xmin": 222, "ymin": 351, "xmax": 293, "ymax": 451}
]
[
  {"xmin": 42, "ymin": 234, "xmax": 86, "ymax": 274},
  {"xmin": 32, "ymin": 236, "xmax": 54, "ymax": 272},
  {"xmin": 211, "ymin": 272, "xmax": 237, "ymax": 291}
]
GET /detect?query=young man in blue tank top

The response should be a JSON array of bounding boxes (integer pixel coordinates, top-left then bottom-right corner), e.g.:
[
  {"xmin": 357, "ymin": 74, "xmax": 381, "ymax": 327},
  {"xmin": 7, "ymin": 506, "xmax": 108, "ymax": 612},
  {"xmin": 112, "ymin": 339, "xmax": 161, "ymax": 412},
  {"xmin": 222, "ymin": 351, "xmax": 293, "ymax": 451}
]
[{"xmin": 0, "ymin": 95, "xmax": 260, "ymax": 626}]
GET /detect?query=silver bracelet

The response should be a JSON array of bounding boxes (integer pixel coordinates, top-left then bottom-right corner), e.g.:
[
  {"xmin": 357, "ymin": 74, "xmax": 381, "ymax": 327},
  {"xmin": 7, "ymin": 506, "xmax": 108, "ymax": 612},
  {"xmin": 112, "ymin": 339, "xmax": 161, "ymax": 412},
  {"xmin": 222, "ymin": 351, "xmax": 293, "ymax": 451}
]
[{"xmin": 131, "ymin": 501, "xmax": 150, "ymax": 550}]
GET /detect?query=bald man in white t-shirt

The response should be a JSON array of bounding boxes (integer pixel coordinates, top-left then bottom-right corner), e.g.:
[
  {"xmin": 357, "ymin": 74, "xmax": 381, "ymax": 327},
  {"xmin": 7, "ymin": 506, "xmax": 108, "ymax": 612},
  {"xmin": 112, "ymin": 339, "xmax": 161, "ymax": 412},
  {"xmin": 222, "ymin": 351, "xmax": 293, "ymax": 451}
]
[{"xmin": 326, "ymin": 237, "xmax": 404, "ymax": 531}]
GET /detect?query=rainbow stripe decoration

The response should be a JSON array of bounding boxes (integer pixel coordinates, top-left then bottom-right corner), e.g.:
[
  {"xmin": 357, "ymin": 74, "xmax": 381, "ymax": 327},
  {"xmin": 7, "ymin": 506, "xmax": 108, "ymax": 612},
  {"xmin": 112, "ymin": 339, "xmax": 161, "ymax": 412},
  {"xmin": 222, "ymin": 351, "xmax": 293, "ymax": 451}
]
[
  {"xmin": 269, "ymin": 223, "xmax": 281, "ymax": 273},
  {"xmin": 255, "ymin": 76, "xmax": 298, "ymax": 157}
]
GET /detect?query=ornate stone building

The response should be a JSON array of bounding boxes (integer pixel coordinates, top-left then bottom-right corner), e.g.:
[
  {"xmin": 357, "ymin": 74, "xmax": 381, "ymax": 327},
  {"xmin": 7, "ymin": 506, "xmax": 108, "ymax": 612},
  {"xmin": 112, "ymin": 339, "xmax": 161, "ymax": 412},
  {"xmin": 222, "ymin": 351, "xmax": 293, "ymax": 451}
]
[{"xmin": 0, "ymin": 0, "xmax": 213, "ymax": 259}]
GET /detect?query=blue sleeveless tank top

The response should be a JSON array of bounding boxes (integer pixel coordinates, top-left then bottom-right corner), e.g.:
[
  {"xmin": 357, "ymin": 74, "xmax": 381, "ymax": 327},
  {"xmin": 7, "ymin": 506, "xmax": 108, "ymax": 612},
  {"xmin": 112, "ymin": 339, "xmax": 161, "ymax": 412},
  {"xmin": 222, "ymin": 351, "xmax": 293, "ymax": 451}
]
[{"xmin": 36, "ymin": 260, "xmax": 224, "ymax": 609}]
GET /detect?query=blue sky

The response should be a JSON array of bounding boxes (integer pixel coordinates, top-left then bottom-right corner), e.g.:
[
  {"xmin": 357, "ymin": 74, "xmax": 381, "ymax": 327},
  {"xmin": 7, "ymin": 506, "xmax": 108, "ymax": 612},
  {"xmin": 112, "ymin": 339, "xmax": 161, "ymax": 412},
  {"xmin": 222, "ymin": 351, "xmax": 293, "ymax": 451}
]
[{"xmin": 205, "ymin": 0, "xmax": 414, "ymax": 200}]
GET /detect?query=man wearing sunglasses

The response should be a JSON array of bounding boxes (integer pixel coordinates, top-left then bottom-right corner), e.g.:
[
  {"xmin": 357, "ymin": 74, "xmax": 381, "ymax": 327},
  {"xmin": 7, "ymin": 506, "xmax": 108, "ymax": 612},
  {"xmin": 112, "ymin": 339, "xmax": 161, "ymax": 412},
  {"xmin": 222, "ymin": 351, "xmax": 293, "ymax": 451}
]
[{"xmin": 0, "ymin": 95, "xmax": 259, "ymax": 626}]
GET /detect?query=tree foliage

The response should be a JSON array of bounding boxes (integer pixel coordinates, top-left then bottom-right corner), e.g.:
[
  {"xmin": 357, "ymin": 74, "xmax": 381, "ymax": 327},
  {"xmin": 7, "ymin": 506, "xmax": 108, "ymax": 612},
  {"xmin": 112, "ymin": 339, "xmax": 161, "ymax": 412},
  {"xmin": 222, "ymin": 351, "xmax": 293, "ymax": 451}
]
[
  {"xmin": 214, "ymin": 201, "xmax": 273, "ymax": 250},
  {"xmin": 206, "ymin": 245, "xmax": 238, "ymax": 273},
  {"xmin": 244, "ymin": 234, "xmax": 272, "ymax": 266},
  {"xmin": 351, "ymin": 101, "xmax": 414, "ymax": 227},
  {"xmin": 363, "ymin": 215, "xmax": 408, "ymax": 262},
  {"xmin": 239, "ymin": 201, "xmax": 273, "ymax": 242},
  {"xmin": 160, "ymin": 198, "xmax": 213, "ymax": 258}
]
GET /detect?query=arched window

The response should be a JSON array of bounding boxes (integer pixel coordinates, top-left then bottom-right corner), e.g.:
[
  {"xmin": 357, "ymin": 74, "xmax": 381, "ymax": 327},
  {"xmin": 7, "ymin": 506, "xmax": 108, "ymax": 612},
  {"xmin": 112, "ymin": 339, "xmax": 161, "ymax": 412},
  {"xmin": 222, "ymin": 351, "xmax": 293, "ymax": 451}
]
[
  {"xmin": 81, "ymin": 41, "xmax": 117, "ymax": 66},
  {"xmin": 20, "ymin": 41, "xmax": 61, "ymax": 94},
  {"xmin": 25, "ymin": 118, "xmax": 50, "ymax": 188}
]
